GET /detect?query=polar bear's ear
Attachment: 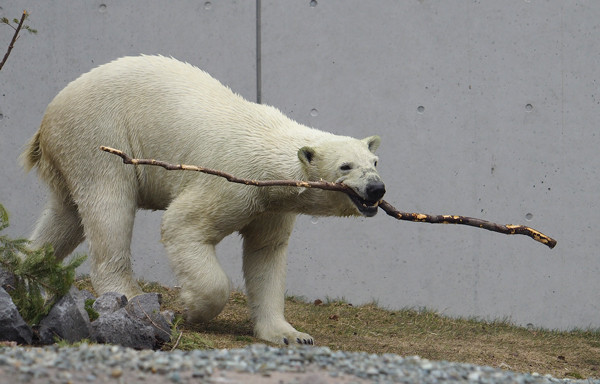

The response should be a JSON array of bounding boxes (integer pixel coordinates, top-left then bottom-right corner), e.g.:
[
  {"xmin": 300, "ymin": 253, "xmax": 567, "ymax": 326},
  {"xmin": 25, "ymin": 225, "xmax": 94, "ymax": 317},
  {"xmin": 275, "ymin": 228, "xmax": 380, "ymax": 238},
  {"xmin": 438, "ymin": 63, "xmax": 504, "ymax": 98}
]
[
  {"xmin": 363, "ymin": 135, "xmax": 381, "ymax": 153},
  {"xmin": 298, "ymin": 146, "xmax": 316, "ymax": 166}
]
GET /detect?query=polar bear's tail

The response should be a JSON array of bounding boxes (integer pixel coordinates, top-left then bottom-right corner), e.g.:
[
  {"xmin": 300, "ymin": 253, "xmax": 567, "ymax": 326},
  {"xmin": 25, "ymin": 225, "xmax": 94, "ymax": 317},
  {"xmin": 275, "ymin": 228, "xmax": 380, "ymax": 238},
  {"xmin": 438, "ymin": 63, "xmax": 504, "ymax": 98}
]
[
  {"xmin": 21, "ymin": 129, "xmax": 72, "ymax": 209},
  {"xmin": 21, "ymin": 130, "xmax": 42, "ymax": 172}
]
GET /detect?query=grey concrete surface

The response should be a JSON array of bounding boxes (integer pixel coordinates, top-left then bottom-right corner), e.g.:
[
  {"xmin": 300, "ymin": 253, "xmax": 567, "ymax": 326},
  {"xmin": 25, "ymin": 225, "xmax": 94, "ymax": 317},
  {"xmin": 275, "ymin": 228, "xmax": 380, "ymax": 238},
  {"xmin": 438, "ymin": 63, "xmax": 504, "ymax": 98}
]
[{"xmin": 1, "ymin": 1, "xmax": 598, "ymax": 330}]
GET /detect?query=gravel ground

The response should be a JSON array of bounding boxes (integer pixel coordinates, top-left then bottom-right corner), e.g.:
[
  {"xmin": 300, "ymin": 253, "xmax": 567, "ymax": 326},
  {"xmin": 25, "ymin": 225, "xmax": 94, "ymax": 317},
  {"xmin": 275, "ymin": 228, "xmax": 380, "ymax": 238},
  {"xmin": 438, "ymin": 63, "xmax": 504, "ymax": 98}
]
[{"xmin": 0, "ymin": 344, "xmax": 597, "ymax": 384}]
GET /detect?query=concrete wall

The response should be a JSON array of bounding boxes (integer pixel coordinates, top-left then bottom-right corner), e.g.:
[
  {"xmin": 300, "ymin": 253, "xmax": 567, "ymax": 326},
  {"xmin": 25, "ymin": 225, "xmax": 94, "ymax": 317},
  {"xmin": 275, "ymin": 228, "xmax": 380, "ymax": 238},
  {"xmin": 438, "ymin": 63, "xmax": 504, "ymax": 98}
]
[{"xmin": 1, "ymin": 1, "xmax": 598, "ymax": 330}]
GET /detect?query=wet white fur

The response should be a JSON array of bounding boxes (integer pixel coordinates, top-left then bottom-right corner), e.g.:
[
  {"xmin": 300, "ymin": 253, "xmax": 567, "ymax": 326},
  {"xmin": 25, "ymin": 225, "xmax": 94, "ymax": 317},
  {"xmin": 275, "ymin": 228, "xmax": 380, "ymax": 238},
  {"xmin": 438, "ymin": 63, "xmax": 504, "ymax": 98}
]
[{"xmin": 22, "ymin": 55, "xmax": 382, "ymax": 345}]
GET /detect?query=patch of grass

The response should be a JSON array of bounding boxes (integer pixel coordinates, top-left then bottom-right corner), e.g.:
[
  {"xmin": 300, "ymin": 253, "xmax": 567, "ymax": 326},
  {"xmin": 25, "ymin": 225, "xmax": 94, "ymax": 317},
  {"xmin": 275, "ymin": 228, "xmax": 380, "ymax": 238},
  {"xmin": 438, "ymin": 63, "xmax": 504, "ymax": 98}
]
[
  {"xmin": 566, "ymin": 371, "xmax": 585, "ymax": 379},
  {"xmin": 73, "ymin": 275, "xmax": 95, "ymax": 294},
  {"xmin": 55, "ymin": 339, "xmax": 94, "ymax": 348},
  {"xmin": 75, "ymin": 277, "xmax": 600, "ymax": 379},
  {"xmin": 84, "ymin": 299, "xmax": 99, "ymax": 321},
  {"xmin": 171, "ymin": 331, "xmax": 215, "ymax": 351}
]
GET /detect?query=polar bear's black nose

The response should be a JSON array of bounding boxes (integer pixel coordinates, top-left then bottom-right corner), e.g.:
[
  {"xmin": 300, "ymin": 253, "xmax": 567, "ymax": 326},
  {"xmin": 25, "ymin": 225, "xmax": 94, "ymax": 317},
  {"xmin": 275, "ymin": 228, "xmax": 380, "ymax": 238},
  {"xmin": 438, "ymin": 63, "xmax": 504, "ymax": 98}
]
[{"xmin": 366, "ymin": 181, "xmax": 386, "ymax": 202}]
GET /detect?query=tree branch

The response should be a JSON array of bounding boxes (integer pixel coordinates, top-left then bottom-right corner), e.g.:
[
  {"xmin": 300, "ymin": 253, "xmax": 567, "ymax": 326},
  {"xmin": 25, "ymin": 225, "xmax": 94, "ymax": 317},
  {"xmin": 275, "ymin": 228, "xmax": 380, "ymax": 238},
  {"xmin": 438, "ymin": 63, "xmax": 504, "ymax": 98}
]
[
  {"xmin": 100, "ymin": 146, "xmax": 557, "ymax": 249},
  {"xmin": 0, "ymin": 10, "xmax": 28, "ymax": 71},
  {"xmin": 377, "ymin": 201, "xmax": 556, "ymax": 248},
  {"xmin": 99, "ymin": 146, "xmax": 356, "ymax": 193}
]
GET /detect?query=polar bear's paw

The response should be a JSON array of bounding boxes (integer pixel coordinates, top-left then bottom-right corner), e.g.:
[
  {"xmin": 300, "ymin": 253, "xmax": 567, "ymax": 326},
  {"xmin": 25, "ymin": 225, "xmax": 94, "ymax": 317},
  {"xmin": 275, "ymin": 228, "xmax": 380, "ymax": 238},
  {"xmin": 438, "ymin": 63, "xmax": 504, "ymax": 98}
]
[{"xmin": 255, "ymin": 322, "xmax": 314, "ymax": 346}]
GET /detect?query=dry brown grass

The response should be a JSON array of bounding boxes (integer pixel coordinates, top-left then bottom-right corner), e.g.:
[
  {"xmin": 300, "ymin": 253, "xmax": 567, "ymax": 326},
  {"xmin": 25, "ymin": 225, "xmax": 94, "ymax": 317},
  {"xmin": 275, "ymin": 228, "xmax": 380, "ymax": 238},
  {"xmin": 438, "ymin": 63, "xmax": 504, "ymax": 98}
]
[{"xmin": 74, "ymin": 278, "xmax": 600, "ymax": 380}]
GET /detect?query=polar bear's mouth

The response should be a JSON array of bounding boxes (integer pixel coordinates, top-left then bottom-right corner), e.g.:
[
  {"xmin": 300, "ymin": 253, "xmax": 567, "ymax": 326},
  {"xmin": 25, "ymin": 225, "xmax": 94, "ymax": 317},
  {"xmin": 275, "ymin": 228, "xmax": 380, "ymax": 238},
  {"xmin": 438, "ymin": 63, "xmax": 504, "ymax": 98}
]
[{"xmin": 348, "ymin": 194, "xmax": 380, "ymax": 217}]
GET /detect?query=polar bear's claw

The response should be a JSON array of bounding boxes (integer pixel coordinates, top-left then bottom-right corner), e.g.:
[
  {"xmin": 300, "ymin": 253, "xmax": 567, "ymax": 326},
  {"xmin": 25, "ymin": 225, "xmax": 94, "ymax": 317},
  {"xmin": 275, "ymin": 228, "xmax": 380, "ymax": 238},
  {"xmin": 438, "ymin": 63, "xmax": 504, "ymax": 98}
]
[
  {"xmin": 297, "ymin": 337, "xmax": 314, "ymax": 345},
  {"xmin": 278, "ymin": 333, "xmax": 314, "ymax": 346},
  {"xmin": 288, "ymin": 336, "xmax": 314, "ymax": 345},
  {"xmin": 257, "ymin": 323, "xmax": 314, "ymax": 346}
]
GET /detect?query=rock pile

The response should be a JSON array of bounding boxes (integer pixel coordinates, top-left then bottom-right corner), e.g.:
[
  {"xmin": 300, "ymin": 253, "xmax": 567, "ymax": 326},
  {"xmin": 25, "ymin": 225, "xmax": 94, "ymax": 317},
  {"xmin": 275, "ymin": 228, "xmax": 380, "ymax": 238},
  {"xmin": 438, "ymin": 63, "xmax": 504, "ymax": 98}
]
[{"xmin": 0, "ymin": 271, "xmax": 173, "ymax": 350}]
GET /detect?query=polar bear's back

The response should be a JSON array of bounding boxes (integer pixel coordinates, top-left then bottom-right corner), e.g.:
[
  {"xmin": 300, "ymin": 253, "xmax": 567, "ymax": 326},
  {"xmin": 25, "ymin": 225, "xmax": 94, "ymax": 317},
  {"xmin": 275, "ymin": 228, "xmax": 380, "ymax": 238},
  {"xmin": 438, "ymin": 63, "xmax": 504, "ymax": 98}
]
[
  {"xmin": 64, "ymin": 55, "xmax": 241, "ymax": 107},
  {"xmin": 48, "ymin": 55, "xmax": 250, "ymax": 144},
  {"xmin": 39, "ymin": 55, "xmax": 319, "ymax": 171}
]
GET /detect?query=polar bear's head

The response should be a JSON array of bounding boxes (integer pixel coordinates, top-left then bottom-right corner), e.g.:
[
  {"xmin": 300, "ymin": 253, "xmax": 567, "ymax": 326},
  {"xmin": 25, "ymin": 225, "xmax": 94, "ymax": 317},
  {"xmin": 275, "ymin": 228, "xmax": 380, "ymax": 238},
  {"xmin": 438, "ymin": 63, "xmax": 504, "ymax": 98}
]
[{"xmin": 298, "ymin": 135, "xmax": 385, "ymax": 217}]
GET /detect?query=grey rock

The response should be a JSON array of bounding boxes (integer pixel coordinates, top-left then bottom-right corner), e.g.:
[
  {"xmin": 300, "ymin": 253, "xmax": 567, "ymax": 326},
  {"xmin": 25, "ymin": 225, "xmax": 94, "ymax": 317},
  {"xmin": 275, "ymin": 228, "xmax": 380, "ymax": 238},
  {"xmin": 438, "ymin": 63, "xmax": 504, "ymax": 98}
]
[
  {"xmin": 0, "ymin": 287, "xmax": 33, "ymax": 344},
  {"xmin": 91, "ymin": 308, "xmax": 156, "ymax": 350},
  {"xmin": 0, "ymin": 267, "xmax": 15, "ymax": 291},
  {"xmin": 161, "ymin": 310, "xmax": 175, "ymax": 325},
  {"xmin": 80, "ymin": 290, "xmax": 96, "ymax": 302},
  {"xmin": 92, "ymin": 292, "xmax": 128, "ymax": 316},
  {"xmin": 37, "ymin": 286, "xmax": 93, "ymax": 344},
  {"xmin": 125, "ymin": 293, "xmax": 171, "ymax": 345}
]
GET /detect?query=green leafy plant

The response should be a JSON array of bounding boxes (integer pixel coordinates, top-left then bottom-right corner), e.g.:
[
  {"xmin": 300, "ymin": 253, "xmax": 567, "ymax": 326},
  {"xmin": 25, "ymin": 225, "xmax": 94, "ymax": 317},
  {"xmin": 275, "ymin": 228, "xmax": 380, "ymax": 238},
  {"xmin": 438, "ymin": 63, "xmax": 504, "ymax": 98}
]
[
  {"xmin": 0, "ymin": 14, "xmax": 37, "ymax": 34},
  {"xmin": 0, "ymin": 204, "xmax": 86, "ymax": 324}
]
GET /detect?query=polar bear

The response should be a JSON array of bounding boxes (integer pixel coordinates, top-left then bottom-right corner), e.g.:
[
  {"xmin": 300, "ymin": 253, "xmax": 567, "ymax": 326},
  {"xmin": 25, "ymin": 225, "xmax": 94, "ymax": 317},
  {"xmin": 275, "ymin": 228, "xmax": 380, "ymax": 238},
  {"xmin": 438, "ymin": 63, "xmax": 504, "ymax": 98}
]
[{"xmin": 22, "ymin": 55, "xmax": 386, "ymax": 345}]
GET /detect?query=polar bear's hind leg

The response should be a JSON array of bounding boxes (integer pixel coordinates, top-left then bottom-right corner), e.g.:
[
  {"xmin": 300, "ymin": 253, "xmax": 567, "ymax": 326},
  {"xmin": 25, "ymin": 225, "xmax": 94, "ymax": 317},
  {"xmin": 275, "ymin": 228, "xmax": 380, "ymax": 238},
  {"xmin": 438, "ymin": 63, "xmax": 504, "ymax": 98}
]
[
  {"xmin": 75, "ymin": 178, "xmax": 143, "ymax": 299},
  {"xmin": 29, "ymin": 189, "xmax": 84, "ymax": 260},
  {"xmin": 161, "ymin": 193, "xmax": 232, "ymax": 323}
]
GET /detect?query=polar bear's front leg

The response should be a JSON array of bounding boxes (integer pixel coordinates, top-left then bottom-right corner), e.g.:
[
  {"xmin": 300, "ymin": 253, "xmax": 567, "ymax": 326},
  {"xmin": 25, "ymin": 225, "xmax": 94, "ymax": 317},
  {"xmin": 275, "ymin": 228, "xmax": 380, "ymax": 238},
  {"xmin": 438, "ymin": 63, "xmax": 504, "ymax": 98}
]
[
  {"xmin": 166, "ymin": 240, "xmax": 231, "ymax": 322},
  {"xmin": 241, "ymin": 214, "xmax": 314, "ymax": 345},
  {"xmin": 162, "ymin": 198, "xmax": 232, "ymax": 323}
]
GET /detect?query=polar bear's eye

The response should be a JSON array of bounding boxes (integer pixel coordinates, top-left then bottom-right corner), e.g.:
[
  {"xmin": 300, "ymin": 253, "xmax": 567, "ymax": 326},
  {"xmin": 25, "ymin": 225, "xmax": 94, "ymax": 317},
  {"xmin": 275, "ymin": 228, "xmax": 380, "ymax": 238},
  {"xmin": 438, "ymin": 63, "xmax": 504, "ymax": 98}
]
[
  {"xmin": 340, "ymin": 163, "xmax": 352, "ymax": 171},
  {"xmin": 374, "ymin": 160, "xmax": 378, "ymax": 167}
]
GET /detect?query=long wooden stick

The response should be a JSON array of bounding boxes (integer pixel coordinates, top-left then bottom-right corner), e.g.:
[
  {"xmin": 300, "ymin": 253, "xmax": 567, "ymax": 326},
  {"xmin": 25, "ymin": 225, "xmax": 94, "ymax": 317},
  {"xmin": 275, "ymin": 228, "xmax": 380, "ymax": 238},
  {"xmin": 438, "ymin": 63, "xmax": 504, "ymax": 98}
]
[
  {"xmin": 100, "ymin": 146, "xmax": 557, "ymax": 249},
  {"xmin": 378, "ymin": 201, "xmax": 556, "ymax": 248}
]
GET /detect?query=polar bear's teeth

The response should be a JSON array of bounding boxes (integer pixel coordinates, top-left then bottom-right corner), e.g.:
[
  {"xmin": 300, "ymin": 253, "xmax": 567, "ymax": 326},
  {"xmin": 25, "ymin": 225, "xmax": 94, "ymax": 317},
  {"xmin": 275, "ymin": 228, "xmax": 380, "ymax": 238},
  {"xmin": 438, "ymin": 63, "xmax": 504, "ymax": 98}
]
[{"xmin": 363, "ymin": 200, "xmax": 381, "ymax": 208}]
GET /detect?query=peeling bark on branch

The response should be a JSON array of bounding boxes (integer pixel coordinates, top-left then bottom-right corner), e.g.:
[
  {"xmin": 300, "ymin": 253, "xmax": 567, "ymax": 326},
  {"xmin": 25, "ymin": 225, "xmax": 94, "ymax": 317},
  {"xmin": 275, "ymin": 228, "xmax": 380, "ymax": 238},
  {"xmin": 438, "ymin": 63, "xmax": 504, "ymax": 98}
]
[
  {"xmin": 377, "ymin": 201, "xmax": 556, "ymax": 249},
  {"xmin": 100, "ymin": 146, "xmax": 557, "ymax": 249}
]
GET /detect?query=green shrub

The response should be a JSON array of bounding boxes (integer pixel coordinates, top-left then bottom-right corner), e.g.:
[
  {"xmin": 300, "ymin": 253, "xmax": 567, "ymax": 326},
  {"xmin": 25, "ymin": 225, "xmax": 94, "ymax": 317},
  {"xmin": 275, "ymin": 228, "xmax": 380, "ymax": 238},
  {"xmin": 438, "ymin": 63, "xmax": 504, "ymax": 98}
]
[{"xmin": 0, "ymin": 204, "xmax": 86, "ymax": 324}]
